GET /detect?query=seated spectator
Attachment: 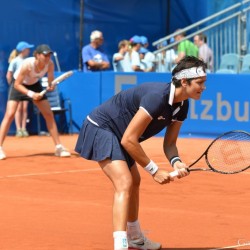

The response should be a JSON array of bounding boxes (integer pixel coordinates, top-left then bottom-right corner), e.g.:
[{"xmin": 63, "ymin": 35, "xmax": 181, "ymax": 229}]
[
  {"xmin": 140, "ymin": 36, "xmax": 155, "ymax": 71},
  {"xmin": 82, "ymin": 30, "xmax": 110, "ymax": 72},
  {"xmin": 123, "ymin": 35, "xmax": 144, "ymax": 72},
  {"xmin": 112, "ymin": 40, "xmax": 129, "ymax": 72},
  {"xmin": 194, "ymin": 33, "xmax": 214, "ymax": 72},
  {"xmin": 174, "ymin": 29, "xmax": 198, "ymax": 63}
]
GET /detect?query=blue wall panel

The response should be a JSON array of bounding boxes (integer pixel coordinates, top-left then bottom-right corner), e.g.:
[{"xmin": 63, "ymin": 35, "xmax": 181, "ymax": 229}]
[
  {"xmin": 58, "ymin": 72, "xmax": 101, "ymax": 132},
  {"xmin": 1, "ymin": 72, "xmax": 249, "ymax": 137},
  {"xmin": 181, "ymin": 74, "xmax": 250, "ymax": 137},
  {"xmin": 56, "ymin": 72, "xmax": 250, "ymax": 137}
]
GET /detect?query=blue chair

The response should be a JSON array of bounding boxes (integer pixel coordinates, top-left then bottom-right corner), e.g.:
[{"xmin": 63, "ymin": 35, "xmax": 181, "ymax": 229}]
[
  {"xmin": 239, "ymin": 54, "xmax": 250, "ymax": 74},
  {"xmin": 216, "ymin": 53, "xmax": 241, "ymax": 73},
  {"xmin": 35, "ymin": 84, "xmax": 73, "ymax": 135}
]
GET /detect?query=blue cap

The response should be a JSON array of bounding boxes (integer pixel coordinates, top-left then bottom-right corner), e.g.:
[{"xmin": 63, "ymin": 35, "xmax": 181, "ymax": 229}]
[
  {"xmin": 157, "ymin": 40, "xmax": 167, "ymax": 49},
  {"xmin": 162, "ymin": 41, "xmax": 168, "ymax": 46},
  {"xmin": 16, "ymin": 41, "xmax": 34, "ymax": 52},
  {"xmin": 140, "ymin": 36, "xmax": 148, "ymax": 45},
  {"xmin": 130, "ymin": 35, "xmax": 142, "ymax": 44},
  {"xmin": 139, "ymin": 47, "xmax": 148, "ymax": 54},
  {"xmin": 169, "ymin": 37, "xmax": 175, "ymax": 43}
]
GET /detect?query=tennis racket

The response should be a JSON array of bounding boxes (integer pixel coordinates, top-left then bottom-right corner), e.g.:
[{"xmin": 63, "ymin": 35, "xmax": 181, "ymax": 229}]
[
  {"xmin": 39, "ymin": 70, "xmax": 73, "ymax": 96},
  {"xmin": 169, "ymin": 130, "xmax": 250, "ymax": 178}
]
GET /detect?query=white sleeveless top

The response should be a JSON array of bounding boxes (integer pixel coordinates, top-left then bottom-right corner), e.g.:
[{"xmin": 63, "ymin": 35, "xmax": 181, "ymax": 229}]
[{"xmin": 14, "ymin": 57, "xmax": 49, "ymax": 85}]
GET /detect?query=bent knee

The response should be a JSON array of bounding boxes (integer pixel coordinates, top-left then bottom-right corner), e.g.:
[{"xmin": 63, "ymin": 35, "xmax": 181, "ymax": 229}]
[
  {"xmin": 42, "ymin": 110, "xmax": 54, "ymax": 120},
  {"xmin": 115, "ymin": 176, "xmax": 133, "ymax": 193},
  {"xmin": 5, "ymin": 111, "xmax": 15, "ymax": 121}
]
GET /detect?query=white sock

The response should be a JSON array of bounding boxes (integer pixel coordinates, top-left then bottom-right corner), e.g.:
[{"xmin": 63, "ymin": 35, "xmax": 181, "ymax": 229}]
[
  {"xmin": 127, "ymin": 220, "xmax": 143, "ymax": 241},
  {"xmin": 113, "ymin": 231, "xmax": 128, "ymax": 250},
  {"xmin": 55, "ymin": 144, "xmax": 62, "ymax": 149}
]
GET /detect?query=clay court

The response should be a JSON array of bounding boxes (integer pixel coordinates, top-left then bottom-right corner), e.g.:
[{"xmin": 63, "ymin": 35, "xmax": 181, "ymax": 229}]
[{"xmin": 0, "ymin": 135, "xmax": 249, "ymax": 250}]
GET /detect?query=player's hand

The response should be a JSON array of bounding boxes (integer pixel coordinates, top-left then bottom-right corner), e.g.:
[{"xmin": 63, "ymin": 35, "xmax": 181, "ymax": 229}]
[
  {"xmin": 153, "ymin": 169, "xmax": 173, "ymax": 184},
  {"xmin": 32, "ymin": 92, "xmax": 43, "ymax": 101},
  {"xmin": 173, "ymin": 161, "xmax": 189, "ymax": 178},
  {"xmin": 46, "ymin": 84, "xmax": 55, "ymax": 92}
]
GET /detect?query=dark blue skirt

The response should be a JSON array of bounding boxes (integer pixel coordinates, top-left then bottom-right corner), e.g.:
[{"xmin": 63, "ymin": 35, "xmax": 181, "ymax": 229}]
[{"xmin": 75, "ymin": 119, "xmax": 135, "ymax": 168}]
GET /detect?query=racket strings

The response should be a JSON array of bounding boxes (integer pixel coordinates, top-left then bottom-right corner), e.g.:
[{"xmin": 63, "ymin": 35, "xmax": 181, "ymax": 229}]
[{"xmin": 207, "ymin": 132, "xmax": 250, "ymax": 173}]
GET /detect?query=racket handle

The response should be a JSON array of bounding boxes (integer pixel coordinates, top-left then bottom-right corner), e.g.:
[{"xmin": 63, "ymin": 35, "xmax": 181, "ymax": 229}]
[
  {"xmin": 39, "ymin": 89, "xmax": 47, "ymax": 96},
  {"xmin": 169, "ymin": 170, "xmax": 179, "ymax": 178},
  {"xmin": 169, "ymin": 168, "xmax": 189, "ymax": 178}
]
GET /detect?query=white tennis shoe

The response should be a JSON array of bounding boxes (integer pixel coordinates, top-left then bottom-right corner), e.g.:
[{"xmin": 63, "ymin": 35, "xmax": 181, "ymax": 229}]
[
  {"xmin": 128, "ymin": 235, "xmax": 161, "ymax": 250},
  {"xmin": 0, "ymin": 147, "xmax": 6, "ymax": 160},
  {"xmin": 55, "ymin": 145, "xmax": 71, "ymax": 157}
]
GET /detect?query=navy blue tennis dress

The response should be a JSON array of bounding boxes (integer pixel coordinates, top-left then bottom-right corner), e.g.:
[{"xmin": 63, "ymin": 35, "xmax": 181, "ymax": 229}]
[{"xmin": 75, "ymin": 82, "xmax": 189, "ymax": 167}]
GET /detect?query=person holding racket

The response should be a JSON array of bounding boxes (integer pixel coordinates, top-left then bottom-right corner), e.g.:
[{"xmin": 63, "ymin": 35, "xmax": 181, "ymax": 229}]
[
  {"xmin": 0, "ymin": 44, "xmax": 71, "ymax": 160},
  {"xmin": 75, "ymin": 56, "xmax": 207, "ymax": 250}
]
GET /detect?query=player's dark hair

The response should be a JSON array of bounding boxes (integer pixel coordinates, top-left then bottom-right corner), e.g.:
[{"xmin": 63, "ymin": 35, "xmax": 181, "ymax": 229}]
[{"xmin": 172, "ymin": 56, "xmax": 207, "ymax": 87}]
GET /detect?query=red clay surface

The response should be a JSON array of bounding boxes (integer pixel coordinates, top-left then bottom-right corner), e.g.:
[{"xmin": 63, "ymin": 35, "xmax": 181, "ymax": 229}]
[{"xmin": 0, "ymin": 135, "xmax": 249, "ymax": 250}]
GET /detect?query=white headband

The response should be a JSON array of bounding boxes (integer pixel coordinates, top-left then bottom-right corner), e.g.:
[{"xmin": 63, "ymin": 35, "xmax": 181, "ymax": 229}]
[{"xmin": 173, "ymin": 66, "xmax": 206, "ymax": 80}]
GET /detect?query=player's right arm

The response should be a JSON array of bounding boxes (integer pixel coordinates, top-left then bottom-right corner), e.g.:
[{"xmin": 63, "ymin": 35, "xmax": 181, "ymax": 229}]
[
  {"xmin": 121, "ymin": 108, "xmax": 172, "ymax": 184},
  {"xmin": 6, "ymin": 71, "xmax": 13, "ymax": 85}
]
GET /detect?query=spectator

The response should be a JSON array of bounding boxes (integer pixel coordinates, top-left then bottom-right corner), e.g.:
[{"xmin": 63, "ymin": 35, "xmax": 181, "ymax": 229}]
[
  {"xmin": 193, "ymin": 33, "xmax": 214, "ymax": 72},
  {"xmin": 82, "ymin": 30, "xmax": 110, "ymax": 72},
  {"xmin": 112, "ymin": 40, "xmax": 129, "ymax": 72},
  {"xmin": 155, "ymin": 38, "xmax": 177, "ymax": 72},
  {"xmin": 174, "ymin": 29, "xmax": 198, "ymax": 63},
  {"xmin": 140, "ymin": 36, "xmax": 156, "ymax": 72},
  {"xmin": 138, "ymin": 47, "xmax": 149, "ymax": 71},
  {"xmin": 123, "ymin": 35, "xmax": 144, "ymax": 72},
  {"xmin": 6, "ymin": 41, "xmax": 34, "ymax": 137}
]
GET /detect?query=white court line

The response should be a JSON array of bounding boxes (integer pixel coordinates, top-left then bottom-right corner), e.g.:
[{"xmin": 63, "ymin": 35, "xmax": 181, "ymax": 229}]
[
  {"xmin": 0, "ymin": 163, "xmax": 249, "ymax": 180},
  {"xmin": 0, "ymin": 168, "xmax": 101, "ymax": 179},
  {"xmin": 210, "ymin": 242, "xmax": 250, "ymax": 249}
]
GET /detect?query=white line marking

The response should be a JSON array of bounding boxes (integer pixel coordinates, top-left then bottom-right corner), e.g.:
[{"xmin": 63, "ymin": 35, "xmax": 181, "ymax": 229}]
[
  {"xmin": 0, "ymin": 168, "xmax": 101, "ymax": 179},
  {"xmin": 0, "ymin": 163, "xmax": 249, "ymax": 180},
  {"xmin": 210, "ymin": 242, "xmax": 250, "ymax": 249}
]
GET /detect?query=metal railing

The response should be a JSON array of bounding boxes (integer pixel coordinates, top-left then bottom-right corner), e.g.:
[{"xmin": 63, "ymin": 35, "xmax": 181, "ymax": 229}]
[{"xmin": 152, "ymin": 0, "xmax": 250, "ymax": 72}]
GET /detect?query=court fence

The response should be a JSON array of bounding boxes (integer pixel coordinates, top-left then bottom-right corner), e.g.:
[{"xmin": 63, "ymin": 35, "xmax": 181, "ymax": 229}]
[{"xmin": 152, "ymin": 0, "xmax": 250, "ymax": 72}]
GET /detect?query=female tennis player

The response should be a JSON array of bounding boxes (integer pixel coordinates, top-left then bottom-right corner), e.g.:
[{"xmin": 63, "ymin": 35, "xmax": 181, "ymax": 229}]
[
  {"xmin": 75, "ymin": 56, "xmax": 207, "ymax": 250},
  {"xmin": 0, "ymin": 44, "xmax": 71, "ymax": 160}
]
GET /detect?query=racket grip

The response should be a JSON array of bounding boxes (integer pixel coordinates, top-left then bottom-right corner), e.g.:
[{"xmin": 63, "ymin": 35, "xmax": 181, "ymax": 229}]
[
  {"xmin": 39, "ymin": 89, "xmax": 47, "ymax": 96},
  {"xmin": 169, "ymin": 170, "xmax": 179, "ymax": 178},
  {"xmin": 169, "ymin": 168, "xmax": 189, "ymax": 178}
]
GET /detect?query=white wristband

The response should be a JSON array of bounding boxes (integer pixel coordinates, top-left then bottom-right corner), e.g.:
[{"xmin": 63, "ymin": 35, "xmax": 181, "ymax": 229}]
[
  {"xmin": 144, "ymin": 160, "xmax": 159, "ymax": 175},
  {"xmin": 27, "ymin": 90, "xmax": 35, "ymax": 98}
]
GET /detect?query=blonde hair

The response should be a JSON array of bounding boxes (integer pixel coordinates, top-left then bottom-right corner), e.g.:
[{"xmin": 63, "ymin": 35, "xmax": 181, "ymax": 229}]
[
  {"xmin": 8, "ymin": 49, "xmax": 19, "ymax": 63},
  {"xmin": 118, "ymin": 40, "xmax": 129, "ymax": 49}
]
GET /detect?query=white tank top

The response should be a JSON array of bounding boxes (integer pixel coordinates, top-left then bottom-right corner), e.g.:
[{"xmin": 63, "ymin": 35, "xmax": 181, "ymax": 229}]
[{"xmin": 13, "ymin": 57, "xmax": 49, "ymax": 85}]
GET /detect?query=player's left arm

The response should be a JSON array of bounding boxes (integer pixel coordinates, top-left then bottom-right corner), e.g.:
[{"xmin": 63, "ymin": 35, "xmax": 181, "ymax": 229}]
[
  {"xmin": 163, "ymin": 121, "xmax": 189, "ymax": 177},
  {"xmin": 46, "ymin": 60, "xmax": 55, "ymax": 91}
]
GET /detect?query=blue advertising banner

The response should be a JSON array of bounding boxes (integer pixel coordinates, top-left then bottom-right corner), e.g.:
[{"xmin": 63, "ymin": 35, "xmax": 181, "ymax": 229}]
[{"xmin": 1, "ymin": 71, "xmax": 249, "ymax": 137}]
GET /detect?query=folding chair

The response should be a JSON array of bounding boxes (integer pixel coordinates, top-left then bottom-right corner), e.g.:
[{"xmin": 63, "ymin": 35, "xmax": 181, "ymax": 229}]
[
  {"xmin": 35, "ymin": 79, "xmax": 73, "ymax": 135},
  {"xmin": 239, "ymin": 54, "xmax": 250, "ymax": 73},
  {"xmin": 216, "ymin": 53, "xmax": 241, "ymax": 73}
]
